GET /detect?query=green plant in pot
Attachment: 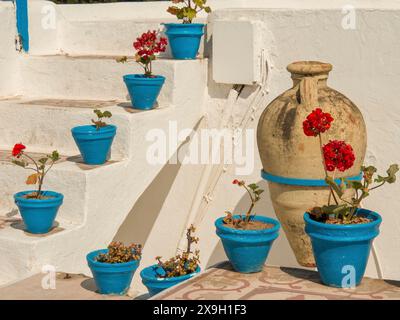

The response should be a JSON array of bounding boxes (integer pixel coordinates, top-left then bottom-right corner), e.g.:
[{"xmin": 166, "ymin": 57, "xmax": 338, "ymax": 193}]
[
  {"xmin": 215, "ymin": 180, "xmax": 281, "ymax": 273},
  {"xmin": 119, "ymin": 30, "xmax": 167, "ymax": 110},
  {"xmin": 11, "ymin": 144, "xmax": 63, "ymax": 234},
  {"xmin": 87, "ymin": 241, "xmax": 142, "ymax": 295},
  {"xmin": 302, "ymin": 107, "xmax": 399, "ymax": 288},
  {"xmin": 164, "ymin": 0, "xmax": 211, "ymax": 59},
  {"xmin": 140, "ymin": 225, "xmax": 201, "ymax": 296}
]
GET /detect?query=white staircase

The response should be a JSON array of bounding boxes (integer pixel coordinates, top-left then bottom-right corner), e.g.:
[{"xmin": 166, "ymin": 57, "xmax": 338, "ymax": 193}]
[{"xmin": 0, "ymin": 56, "xmax": 207, "ymax": 288}]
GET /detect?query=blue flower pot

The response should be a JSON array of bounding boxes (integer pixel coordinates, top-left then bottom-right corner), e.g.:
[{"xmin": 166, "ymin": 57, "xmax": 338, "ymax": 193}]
[
  {"xmin": 71, "ymin": 124, "xmax": 116, "ymax": 165},
  {"xmin": 215, "ymin": 215, "xmax": 280, "ymax": 273},
  {"xmin": 304, "ymin": 209, "xmax": 382, "ymax": 288},
  {"xmin": 140, "ymin": 264, "xmax": 200, "ymax": 296},
  {"xmin": 87, "ymin": 249, "xmax": 140, "ymax": 295},
  {"xmin": 123, "ymin": 74, "xmax": 165, "ymax": 110},
  {"xmin": 14, "ymin": 190, "xmax": 63, "ymax": 234},
  {"xmin": 164, "ymin": 23, "xmax": 205, "ymax": 60}
]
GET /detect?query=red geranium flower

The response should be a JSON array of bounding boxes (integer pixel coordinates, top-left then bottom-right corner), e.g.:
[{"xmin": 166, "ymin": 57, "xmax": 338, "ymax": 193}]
[
  {"xmin": 232, "ymin": 179, "xmax": 239, "ymax": 184},
  {"xmin": 12, "ymin": 143, "xmax": 26, "ymax": 158},
  {"xmin": 323, "ymin": 140, "xmax": 355, "ymax": 172},
  {"xmin": 303, "ymin": 108, "xmax": 334, "ymax": 137}
]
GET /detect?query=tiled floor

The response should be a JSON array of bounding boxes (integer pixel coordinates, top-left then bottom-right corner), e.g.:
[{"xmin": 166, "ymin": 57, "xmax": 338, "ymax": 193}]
[
  {"xmin": 1, "ymin": 262, "xmax": 399, "ymax": 300},
  {"xmin": 154, "ymin": 262, "xmax": 400, "ymax": 300}
]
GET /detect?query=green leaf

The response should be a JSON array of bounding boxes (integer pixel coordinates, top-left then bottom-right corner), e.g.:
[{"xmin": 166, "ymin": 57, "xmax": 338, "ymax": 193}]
[
  {"xmin": 193, "ymin": 0, "xmax": 205, "ymax": 7},
  {"xmin": 182, "ymin": 7, "xmax": 197, "ymax": 21},
  {"xmin": 50, "ymin": 150, "xmax": 60, "ymax": 162},
  {"xmin": 102, "ymin": 111, "xmax": 112, "ymax": 118},
  {"xmin": 386, "ymin": 164, "xmax": 399, "ymax": 183},
  {"xmin": 346, "ymin": 180, "xmax": 363, "ymax": 190},
  {"xmin": 38, "ymin": 157, "xmax": 48, "ymax": 165},
  {"xmin": 12, "ymin": 159, "xmax": 27, "ymax": 168},
  {"xmin": 248, "ymin": 183, "xmax": 258, "ymax": 190},
  {"xmin": 321, "ymin": 204, "xmax": 350, "ymax": 217},
  {"xmin": 204, "ymin": 6, "xmax": 212, "ymax": 13},
  {"xmin": 116, "ymin": 56, "xmax": 128, "ymax": 63},
  {"xmin": 325, "ymin": 176, "xmax": 343, "ymax": 198}
]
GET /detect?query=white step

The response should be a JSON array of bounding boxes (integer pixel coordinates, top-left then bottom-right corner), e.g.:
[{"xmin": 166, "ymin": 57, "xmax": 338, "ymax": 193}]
[
  {"xmin": 0, "ymin": 150, "xmax": 126, "ymax": 223},
  {"xmin": 18, "ymin": 55, "xmax": 208, "ymax": 104},
  {"xmin": 0, "ymin": 98, "xmax": 132, "ymax": 160},
  {"xmin": 61, "ymin": 18, "xmax": 207, "ymax": 57}
]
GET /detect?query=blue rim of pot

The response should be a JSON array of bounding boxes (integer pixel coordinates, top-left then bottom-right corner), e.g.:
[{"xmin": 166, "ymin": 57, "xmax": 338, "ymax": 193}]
[
  {"xmin": 215, "ymin": 215, "xmax": 280, "ymax": 235},
  {"xmin": 71, "ymin": 124, "xmax": 117, "ymax": 135},
  {"xmin": 303, "ymin": 209, "xmax": 382, "ymax": 230},
  {"xmin": 304, "ymin": 209, "xmax": 382, "ymax": 242},
  {"xmin": 87, "ymin": 249, "xmax": 141, "ymax": 269},
  {"xmin": 140, "ymin": 264, "xmax": 201, "ymax": 282},
  {"xmin": 162, "ymin": 23, "xmax": 205, "ymax": 27},
  {"xmin": 123, "ymin": 74, "xmax": 166, "ymax": 82},
  {"xmin": 14, "ymin": 190, "xmax": 64, "ymax": 204}
]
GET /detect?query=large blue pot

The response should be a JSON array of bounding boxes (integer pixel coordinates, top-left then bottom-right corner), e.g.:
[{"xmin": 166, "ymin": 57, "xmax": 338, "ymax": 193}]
[
  {"xmin": 87, "ymin": 249, "xmax": 140, "ymax": 295},
  {"xmin": 164, "ymin": 23, "xmax": 205, "ymax": 60},
  {"xmin": 140, "ymin": 264, "xmax": 201, "ymax": 296},
  {"xmin": 71, "ymin": 124, "xmax": 116, "ymax": 165},
  {"xmin": 304, "ymin": 209, "xmax": 381, "ymax": 288},
  {"xmin": 215, "ymin": 215, "xmax": 280, "ymax": 273},
  {"xmin": 123, "ymin": 74, "xmax": 165, "ymax": 110},
  {"xmin": 14, "ymin": 190, "xmax": 63, "ymax": 234}
]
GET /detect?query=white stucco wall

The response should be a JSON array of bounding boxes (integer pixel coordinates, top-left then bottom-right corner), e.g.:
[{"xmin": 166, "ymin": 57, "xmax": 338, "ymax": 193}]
[{"xmin": 0, "ymin": 2, "xmax": 19, "ymax": 96}]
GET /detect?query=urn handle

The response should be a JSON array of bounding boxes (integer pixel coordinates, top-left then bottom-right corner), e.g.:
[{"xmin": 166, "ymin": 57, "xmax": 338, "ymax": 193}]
[{"xmin": 298, "ymin": 76, "xmax": 319, "ymax": 111}]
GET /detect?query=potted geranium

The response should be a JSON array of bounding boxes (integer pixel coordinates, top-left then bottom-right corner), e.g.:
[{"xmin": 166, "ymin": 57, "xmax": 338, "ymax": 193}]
[
  {"xmin": 118, "ymin": 30, "xmax": 167, "ymax": 110},
  {"xmin": 215, "ymin": 181, "xmax": 280, "ymax": 273},
  {"xmin": 71, "ymin": 109, "xmax": 116, "ymax": 165},
  {"xmin": 302, "ymin": 107, "xmax": 398, "ymax": 287},
  {"xmin": 11, "ymin": 144, "xmax": 63, "ymax": 234},
  {"xmin": 140, "ymin": 225, "xmax": 200, "ymax": 296},
  {"xmin": 164, "ymin": 0, "xmax": 211, "ymax": 59},
  {"xmin": 87, "ymin": 241, "xmax": 142, "ymax": 295}
]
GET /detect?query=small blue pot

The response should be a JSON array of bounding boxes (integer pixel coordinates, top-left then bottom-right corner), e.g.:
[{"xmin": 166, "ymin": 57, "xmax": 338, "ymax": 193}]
[
  {"xmin": 140, "ymin": 264, "xmax": 201, "ymax": 296},
  {"xmin": 71, "ymin": 124, "xmax": 116, "ymax": 165},
  {"xmin": 14, "ymin": 190, "xmax": 63, "ymax": 234},
  {"xmin": 87, "ymin": 249, "xmax": 140, "ymax": 295},
  {"xmin": 123, "ymin": 74, "xmax": 165, "ymax": 110},
  {"xmin": 164, "ymin": 23, "xmax": 205, "ymax": 60},
  {"xmin": 215, "ymin": 215, "xmax": 280, "ymax": 273},
  {"xmin": 304, "ymin": 209, "xmax": 382, "ymax": 288}
]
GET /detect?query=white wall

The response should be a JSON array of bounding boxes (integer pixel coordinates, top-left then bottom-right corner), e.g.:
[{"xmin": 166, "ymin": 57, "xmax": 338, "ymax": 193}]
[{"xmin": 0, "ymin": 1, "xmax": 19, "ymax": 96}]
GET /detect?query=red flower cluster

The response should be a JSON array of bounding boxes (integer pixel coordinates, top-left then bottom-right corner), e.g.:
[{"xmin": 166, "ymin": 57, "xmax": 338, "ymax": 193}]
[
  {"xmin": 12, "ymin": 143, "xmax": 26, "ymax": 158},
  {"xmin": 323, "ymin": 140, "xmax": 355, "ymax": 172},
  {"xmin": 133, "ymin": 30, "xmax": 167, "ymax": 61},
  {"xmin": 303, "ymin": 108, "xmax": 334, "ymax": 137}
]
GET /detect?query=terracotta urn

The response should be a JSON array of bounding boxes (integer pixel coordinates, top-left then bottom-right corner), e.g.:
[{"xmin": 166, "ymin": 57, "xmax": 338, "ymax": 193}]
[{"xmin": 257, "ymin": 61, "xmax": 367, "ymax": 267}]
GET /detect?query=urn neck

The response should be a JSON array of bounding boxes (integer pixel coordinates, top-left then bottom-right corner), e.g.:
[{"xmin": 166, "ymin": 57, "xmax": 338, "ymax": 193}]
[
  {"xmin": 291, "ymin": 74, "xmax": 328, "ymax": 88},
  {"xmin": 287, "ymin": 61, "xmax": 332, "ymax": 88}
]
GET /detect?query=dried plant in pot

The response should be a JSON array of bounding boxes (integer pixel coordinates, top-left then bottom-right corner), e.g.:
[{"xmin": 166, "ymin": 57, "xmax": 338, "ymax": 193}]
[
  {"xmin": 87, "ymin": 241, "xmax": 142, "ymax": 295},
  {"xmin": 71, "ymin": 109, "xmax": 116, "ymax": 165},
  {"xmin": 215, "ymin": 180, "xmax": 280, "ymax": 273},
  {"xmin": 11, "ymin": 144, "xmax": 63, "ymax": 234},
  {"xmin": 118, "ymin": 30, "xmax": 167, "ymax": 110},
  {"xmin": 302, "ymin": 107, "xmax": 399, "ymax": 288},
  {"xmin": 163, "ymin": 0, "xmax": 211, "ymax": 59},
  {"xmin": 140, "ymin": 225, "xmax": 201, "ymax": 296}
]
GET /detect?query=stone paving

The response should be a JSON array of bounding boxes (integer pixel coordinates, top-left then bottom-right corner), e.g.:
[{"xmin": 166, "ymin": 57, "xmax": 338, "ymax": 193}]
[
  {"xmin": 153, "ymin": 262, "xmax": 400, "ymax": 300},
  {"xmin": 1, "ymin": 262, "xmax": 399, "ymax": 300}
]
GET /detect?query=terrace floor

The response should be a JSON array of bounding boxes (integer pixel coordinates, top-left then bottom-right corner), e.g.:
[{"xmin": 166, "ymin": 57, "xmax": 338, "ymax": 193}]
[{"xmin": 1, "ymin": 262, "xmax": 399, "ymax": 300}]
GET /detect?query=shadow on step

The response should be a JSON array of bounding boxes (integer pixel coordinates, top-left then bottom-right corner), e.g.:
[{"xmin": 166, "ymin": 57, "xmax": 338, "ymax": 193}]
[
  {"xmin": 80, "ymin": 278, "xmax": 97, "ymax": 293},
  {"xmin": 113, "ymin": 118, "xmax": 203, "ymax": 247},
  {"xmin": 116, "ymin": 102, "xmax": 162, "ymax": 113}
]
